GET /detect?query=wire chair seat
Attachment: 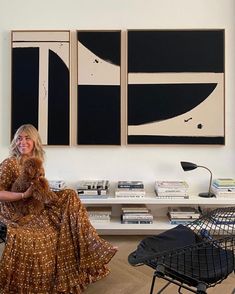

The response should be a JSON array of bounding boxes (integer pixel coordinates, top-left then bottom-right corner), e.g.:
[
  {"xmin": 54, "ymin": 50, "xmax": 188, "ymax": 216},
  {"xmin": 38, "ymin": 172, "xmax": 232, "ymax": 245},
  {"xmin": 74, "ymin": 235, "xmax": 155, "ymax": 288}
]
[{"xmin": 128, "ymin": 207, "xmax": 235, "ymax": 294}]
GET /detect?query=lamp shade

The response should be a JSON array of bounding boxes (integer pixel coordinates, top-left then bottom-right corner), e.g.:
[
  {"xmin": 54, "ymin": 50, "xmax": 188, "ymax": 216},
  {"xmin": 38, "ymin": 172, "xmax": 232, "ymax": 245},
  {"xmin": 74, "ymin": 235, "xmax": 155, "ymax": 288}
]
[{"xmin": 180, "ymin": 161, "xmax": 198, "ymax": 171}]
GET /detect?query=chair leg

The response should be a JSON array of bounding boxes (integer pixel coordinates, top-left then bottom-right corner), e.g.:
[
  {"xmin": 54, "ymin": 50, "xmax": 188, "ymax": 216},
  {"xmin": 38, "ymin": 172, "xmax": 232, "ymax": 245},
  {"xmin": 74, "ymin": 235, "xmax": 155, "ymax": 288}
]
[
  {"xmin": 157, "ymin": 281, "xmax": 171, "ymax": 294},
  {"xmin": 150, "ymin": 274, "xmax": 172, "ymax": 294},
  {"xmin": 178, "ymin": 285, "xmax": 183, "ymax": 294},
  {"xmin": 150, "ymin": 274, "xmax": 156, "ymax": 294}
]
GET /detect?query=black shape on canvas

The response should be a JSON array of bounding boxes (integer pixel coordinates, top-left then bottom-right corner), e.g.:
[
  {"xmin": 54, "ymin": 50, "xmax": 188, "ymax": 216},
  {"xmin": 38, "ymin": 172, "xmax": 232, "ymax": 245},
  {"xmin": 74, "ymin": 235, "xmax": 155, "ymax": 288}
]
[
  {"xmin": 128, "ymin": 30, "xmax": 224, "ymax": 73},
  {"xmin": 48, "ymin": 50, "xmax": 70, "ymax": 145},
  {"xmin": 128, "ymin": 83, "xmax": 217, "ymax": 125},
  {"xmin": 11, "ymin": 47, "xmax": 39, "ymax": 138},
  {"xmin": 128, "ymin": 135, "xmax": 225, "ymax": 145},
  {"xmin": 77, "ymin": 85, "xmax": 120, "ymax": 145},
  {"xmin": 78, "ymin": 31, "xmax": 121, "ymax": 66}
]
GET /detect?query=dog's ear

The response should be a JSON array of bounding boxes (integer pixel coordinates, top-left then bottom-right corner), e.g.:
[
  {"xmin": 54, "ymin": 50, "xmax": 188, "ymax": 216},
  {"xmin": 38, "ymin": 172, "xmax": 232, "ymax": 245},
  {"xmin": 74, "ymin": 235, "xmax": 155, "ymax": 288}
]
[
  {"xmin": 37, "ymin": 166, "xmax": 45, "ymax": 178},
  {"xmin": 23, "ymin": 157, "xmax": 43, "ymax": 179},
  {"xmin": 41, "ymin": 167, "xmax": 45, "ymax": 177}
]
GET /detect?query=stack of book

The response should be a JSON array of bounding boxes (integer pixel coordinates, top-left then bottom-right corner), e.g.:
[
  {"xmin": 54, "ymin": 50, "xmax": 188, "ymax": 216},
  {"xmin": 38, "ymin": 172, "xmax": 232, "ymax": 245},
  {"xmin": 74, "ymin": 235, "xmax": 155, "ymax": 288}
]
[
  {"xmin": 76, "ymin": 180, "xmax": 110, "ymax": 199},
  {"xmin": 87, "ymin": 206, "xmax": 112, "ymax": 223},
  {"xmin": 155, "ymin": 180, "xmax": 189, "ymax": 199},
  {"xmin": 49, "ymin": 180, "xmax": 66, "ymax": 191},
  {"xmin": 121, "ymin": 205, "xmax": 153, "ymax": 224},
  {"xmin": 211, "ymin": 178, "xmax": 235, "ymax": 197},
  {"xmin": 167, "ymin": 206, "xmax": 201, "ymax": 225},
  {"xmin": 115, "ymin": 181, "xmax": 145, "ymax": 198}
]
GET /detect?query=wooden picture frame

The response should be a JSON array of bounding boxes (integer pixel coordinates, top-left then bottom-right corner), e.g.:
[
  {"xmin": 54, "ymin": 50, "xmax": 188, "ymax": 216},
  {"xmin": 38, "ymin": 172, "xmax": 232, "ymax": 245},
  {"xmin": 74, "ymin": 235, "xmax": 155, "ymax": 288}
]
[
  {"xmin": 127, "ymin": 29, "xmax": 225, "ymax": 145},
  {"xmin": 11, "ymin": 30, "xmax": 71, "ymax": 145}
]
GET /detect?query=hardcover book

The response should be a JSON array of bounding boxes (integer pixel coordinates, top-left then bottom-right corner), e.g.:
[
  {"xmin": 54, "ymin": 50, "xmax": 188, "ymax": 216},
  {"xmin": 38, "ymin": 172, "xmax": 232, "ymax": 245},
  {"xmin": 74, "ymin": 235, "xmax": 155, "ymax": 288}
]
[
  {"xmin": 115, "ymin": 188, "xmax": 145, "ymax": 197},
  {"xmin": 76, "ymin": 180, "xmax": 109, "ymax": 190},
  {"xmin": 213, "ymin": 178, "xmax": 235, "ymax": 186},
  {"xmin": 155, "ymin": 181, "xmax": 189, "ymax": 189},
  {"xmin": 49, "ymin": 180, "xmax": 66, "ymax": 191},
  {"xmin": 118, "ymin": 180, "xmax": 144, "ymax": 189}
]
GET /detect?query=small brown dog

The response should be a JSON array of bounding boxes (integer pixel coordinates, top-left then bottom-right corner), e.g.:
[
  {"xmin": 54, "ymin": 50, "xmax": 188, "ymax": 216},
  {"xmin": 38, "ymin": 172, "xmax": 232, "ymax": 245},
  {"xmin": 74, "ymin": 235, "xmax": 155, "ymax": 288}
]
[{"xmin": 11, "ymin": 157, "xmax": 58, "ymax": 221}]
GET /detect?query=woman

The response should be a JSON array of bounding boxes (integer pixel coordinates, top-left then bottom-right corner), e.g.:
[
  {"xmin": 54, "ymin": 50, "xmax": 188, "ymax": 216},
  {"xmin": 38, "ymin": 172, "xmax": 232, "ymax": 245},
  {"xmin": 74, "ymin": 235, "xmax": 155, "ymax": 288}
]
[{"xmin": 0, "ymin": 124, "xmax": 117, "ymax": 293}]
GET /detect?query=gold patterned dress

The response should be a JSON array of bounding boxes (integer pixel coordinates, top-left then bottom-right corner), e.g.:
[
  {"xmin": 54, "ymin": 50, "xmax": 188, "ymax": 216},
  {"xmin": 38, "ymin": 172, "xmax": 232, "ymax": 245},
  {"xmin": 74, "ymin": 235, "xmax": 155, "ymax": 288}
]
[{"xmin": 0, "ymin": 157, "xmax": 117, "ymax": 293}]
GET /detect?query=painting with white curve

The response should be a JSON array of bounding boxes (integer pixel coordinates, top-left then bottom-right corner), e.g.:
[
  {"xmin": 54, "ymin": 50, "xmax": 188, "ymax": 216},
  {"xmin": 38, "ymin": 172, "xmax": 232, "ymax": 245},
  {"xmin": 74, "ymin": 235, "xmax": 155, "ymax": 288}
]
[{"xmin": 77, "ymin": 30, "xmax": 121, "ymax": 145}]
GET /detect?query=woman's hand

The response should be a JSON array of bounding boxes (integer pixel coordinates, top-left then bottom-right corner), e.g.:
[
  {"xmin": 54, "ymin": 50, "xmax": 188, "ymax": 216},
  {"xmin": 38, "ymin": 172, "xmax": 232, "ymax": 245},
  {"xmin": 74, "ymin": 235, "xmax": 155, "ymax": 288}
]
[{"xmin": 22, "ymin": 183, "xmax": 34, "ymax": 199}]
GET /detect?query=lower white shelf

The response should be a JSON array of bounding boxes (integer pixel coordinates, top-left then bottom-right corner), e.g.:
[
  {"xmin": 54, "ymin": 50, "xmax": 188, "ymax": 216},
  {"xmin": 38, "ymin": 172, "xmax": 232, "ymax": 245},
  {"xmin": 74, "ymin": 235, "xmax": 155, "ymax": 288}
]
[
  {"xmin": 82, "ymin": 195, "xmax": 235, "ymax": 235},
  {"xmin": 91, "ymin": 217, "xmax": 176, "ymax": 235}
]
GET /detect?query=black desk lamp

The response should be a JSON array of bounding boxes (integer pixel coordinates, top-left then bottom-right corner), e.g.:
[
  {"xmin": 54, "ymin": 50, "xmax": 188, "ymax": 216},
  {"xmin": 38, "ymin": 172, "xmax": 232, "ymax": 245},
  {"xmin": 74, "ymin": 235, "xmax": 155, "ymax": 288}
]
[{"xmin": 180, "ymin": 161, "xmax": 215, "ymax": 198}]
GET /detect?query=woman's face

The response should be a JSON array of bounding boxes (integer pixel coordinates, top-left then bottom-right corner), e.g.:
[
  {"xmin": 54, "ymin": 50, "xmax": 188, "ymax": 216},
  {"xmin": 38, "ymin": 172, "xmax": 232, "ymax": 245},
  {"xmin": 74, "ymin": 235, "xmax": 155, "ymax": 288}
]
[{"xmin": 16, "ymin": 131, "xmax": 35, "ymax": 156}]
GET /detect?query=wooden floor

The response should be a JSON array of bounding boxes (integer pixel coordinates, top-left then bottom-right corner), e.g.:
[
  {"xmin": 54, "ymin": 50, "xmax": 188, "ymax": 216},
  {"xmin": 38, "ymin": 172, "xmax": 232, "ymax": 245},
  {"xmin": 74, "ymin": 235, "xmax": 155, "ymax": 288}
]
[
  {"xmin": 0, "ymin": 236, "xmax": 234, "ymax": 294},
  {"xmin": 84, "ymin": 235, "xmax": 235, "ymax": 294}
]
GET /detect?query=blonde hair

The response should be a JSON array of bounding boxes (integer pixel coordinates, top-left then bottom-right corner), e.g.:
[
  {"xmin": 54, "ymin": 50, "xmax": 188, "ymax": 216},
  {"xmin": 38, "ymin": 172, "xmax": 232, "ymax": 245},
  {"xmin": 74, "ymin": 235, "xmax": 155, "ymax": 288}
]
[{"xmin": 10, "ymin": 124, "xmax": 45, "ymax": 161}]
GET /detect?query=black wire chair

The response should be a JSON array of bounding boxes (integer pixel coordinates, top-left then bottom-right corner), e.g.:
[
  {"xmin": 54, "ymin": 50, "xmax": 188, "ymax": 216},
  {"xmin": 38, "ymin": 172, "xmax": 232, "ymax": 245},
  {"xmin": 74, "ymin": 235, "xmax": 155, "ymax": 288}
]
[{"xmin": 128, "ymin": 207, "xmax": 235, "ymax": 294}]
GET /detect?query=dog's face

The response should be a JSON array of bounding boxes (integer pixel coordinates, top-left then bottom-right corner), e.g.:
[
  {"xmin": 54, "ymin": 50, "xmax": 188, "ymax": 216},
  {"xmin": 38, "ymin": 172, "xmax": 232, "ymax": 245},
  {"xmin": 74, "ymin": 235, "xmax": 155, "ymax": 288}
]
[{"xmin": 22, "ymin": 157, "xmax": 45, "ymax": 180}]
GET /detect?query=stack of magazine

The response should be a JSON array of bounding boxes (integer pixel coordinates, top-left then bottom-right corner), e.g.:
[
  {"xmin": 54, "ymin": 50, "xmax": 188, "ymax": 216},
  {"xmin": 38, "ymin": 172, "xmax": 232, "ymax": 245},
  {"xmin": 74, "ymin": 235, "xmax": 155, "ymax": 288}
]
[
  {"xmin": 155, "ymin": 180, "xmax": 189, "ymax": 199},
  {"xmin": 76, "ymin": 180, "xmax": 110, "ymax": 199},
  {"xmin": 211, "ymin": 178, "xmax": 235, "ymax": 197},
  {"xmin": 49, "ymin": 180, "xmax": 66, "ymax": 191},
  {"xmin": 121, "ymin": 205, "xmax": 153, "ymax": 224},
  {"xmin": 115, "ymin": 181, "xmax": 145, "ymax": 198},
  {"xmin": 87, "ymin": 207, "xmax": 112, "ymax": 223},
  {"xmin": 167, "ymin": 206, "xmax": 201, "ymax": 224}
]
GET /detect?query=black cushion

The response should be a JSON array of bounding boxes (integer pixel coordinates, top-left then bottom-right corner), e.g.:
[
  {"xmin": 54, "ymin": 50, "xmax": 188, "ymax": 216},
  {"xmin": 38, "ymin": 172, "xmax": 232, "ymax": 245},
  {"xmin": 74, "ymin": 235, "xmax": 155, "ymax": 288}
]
[{"xmin": 128, "ymin": 224, "xmax": 200, "ymax": 265}]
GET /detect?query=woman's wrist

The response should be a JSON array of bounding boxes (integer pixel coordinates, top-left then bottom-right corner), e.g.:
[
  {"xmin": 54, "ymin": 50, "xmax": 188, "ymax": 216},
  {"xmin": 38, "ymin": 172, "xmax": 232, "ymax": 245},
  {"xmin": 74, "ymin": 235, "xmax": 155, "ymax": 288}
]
[{"xmin": 21, "ymin": 192, "xmax": 25, "ymax": 199}]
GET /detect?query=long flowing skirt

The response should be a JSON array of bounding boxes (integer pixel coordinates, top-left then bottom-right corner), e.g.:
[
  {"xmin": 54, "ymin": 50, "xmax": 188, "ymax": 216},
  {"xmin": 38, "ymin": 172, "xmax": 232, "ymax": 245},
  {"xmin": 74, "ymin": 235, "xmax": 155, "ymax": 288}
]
[{"xmin": 0, "ymin": 189, "xmax": 117, "ymax": 293}]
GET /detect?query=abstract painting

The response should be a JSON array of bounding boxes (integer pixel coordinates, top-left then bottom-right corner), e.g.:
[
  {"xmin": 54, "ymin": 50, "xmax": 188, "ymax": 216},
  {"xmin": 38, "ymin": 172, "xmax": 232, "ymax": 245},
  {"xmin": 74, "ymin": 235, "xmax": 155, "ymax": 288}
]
[
  {"xmin": 127, "ymin": 30, "xmax": 225, "ymax": 145},
  {"xmin": 77, "ymin": 30, "xmax": 121, "ymax": 145},
  {"xmin": 11, "ymin": 30, "xmax": 70, "ymax": 145}
]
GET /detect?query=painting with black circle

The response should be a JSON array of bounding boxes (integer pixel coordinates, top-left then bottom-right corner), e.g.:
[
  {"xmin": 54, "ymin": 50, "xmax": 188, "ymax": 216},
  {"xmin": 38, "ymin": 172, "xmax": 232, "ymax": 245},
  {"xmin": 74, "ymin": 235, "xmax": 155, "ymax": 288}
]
[{"xmin": 127, "ymin": 29, "xmax": 225, "ymax": 145}]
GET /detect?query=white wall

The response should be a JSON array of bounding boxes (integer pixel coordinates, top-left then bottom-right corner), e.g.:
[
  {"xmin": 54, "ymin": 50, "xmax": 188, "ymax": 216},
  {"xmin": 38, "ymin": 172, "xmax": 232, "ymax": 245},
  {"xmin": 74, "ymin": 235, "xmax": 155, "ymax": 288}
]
[{"xmin": 0, "ymin": 0, "xmax": 235, "ymax": 194}]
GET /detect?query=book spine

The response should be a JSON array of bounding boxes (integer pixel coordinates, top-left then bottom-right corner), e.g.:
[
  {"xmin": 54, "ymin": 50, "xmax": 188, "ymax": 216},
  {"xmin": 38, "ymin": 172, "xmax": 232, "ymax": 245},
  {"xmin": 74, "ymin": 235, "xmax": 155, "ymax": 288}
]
[
  {"xmin": 115, "ymin": 191, "xmax": 145, "ymax": 196},
  {"xmin": 88, "ymin": 212, "xmax": 111, "ymax": 215},
  {"xmin": 121, "ymin": 220, "xmax": 153, "ymax": 224},
  {"xmin": 118, "ymin": 185, "xmax": 144, "ymax": 189},
  {"xmin": 121, "ymin": 210, "xmax": 150, "ymax": 214},
  {"xmin": 169, "ymin": 220, "xmax": 194, "ymax": 225},
  {"xmin": 77, "ymin": 189, "xmax": 107, "ymax": 195},
  {"xmin": 122, "ymin": 215, "xmax": 153, "ymax": 220},
  {"xmin": 90, "ymin": 219, "xmax": 111, "ymax": 223},
  {"xmin": 78, "ymin": 195, "xmax": 108, "ymax": 199},
  {"xmin": 115, "ymin": 195, "xmax": 145, "ymax": 198},
  {"xmin": 89, "ymin": 215, "xmax": 111, "ymax": 219},
  {"xmin": 169, "ymin": 214, "xmax": 200, "ymax": 219},
  {"xmin": 155, "ymin": 195, "xmax": 189, "ymax": 199},
  {"xmin": 156, "ymin": 191, "xmax": 188, "ymax": 195},
  {"xmin": 155, "ymin": 181, "xmax": 188, "ymax": 188},
  {"xmin": 213, "ymin": 181, "xmax": 235, "ymax": 186}
]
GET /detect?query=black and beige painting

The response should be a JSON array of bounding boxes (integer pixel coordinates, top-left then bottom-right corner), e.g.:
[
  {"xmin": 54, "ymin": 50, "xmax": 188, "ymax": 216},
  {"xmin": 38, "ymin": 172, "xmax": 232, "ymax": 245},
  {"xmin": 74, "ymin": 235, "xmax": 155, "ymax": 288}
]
[
  {"xmin": 127, "ymin": 30, "xmax": 225, "ymax": 144},
  {"xmin": 12, "ymin": 31, "xmax": 70, "ymax": 145},
  {"xmin": 77, "ymin": 31, "xmax": 121, "ymax": 145}
]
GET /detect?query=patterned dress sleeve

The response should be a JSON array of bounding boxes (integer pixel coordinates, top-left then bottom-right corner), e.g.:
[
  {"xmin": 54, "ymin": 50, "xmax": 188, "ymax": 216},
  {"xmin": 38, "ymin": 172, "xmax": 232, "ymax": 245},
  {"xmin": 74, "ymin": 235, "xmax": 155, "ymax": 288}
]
[{"xmin": 0, "ymin": 157, "xmax": 19, "ymax": 191}]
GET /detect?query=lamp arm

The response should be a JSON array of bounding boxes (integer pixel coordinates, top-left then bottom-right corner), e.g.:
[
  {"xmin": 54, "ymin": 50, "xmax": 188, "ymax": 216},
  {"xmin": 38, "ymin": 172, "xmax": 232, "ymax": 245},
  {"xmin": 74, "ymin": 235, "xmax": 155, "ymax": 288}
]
[{"xmin": 197, "ymin": 165, "xmax": 213, "ymax": 195}]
